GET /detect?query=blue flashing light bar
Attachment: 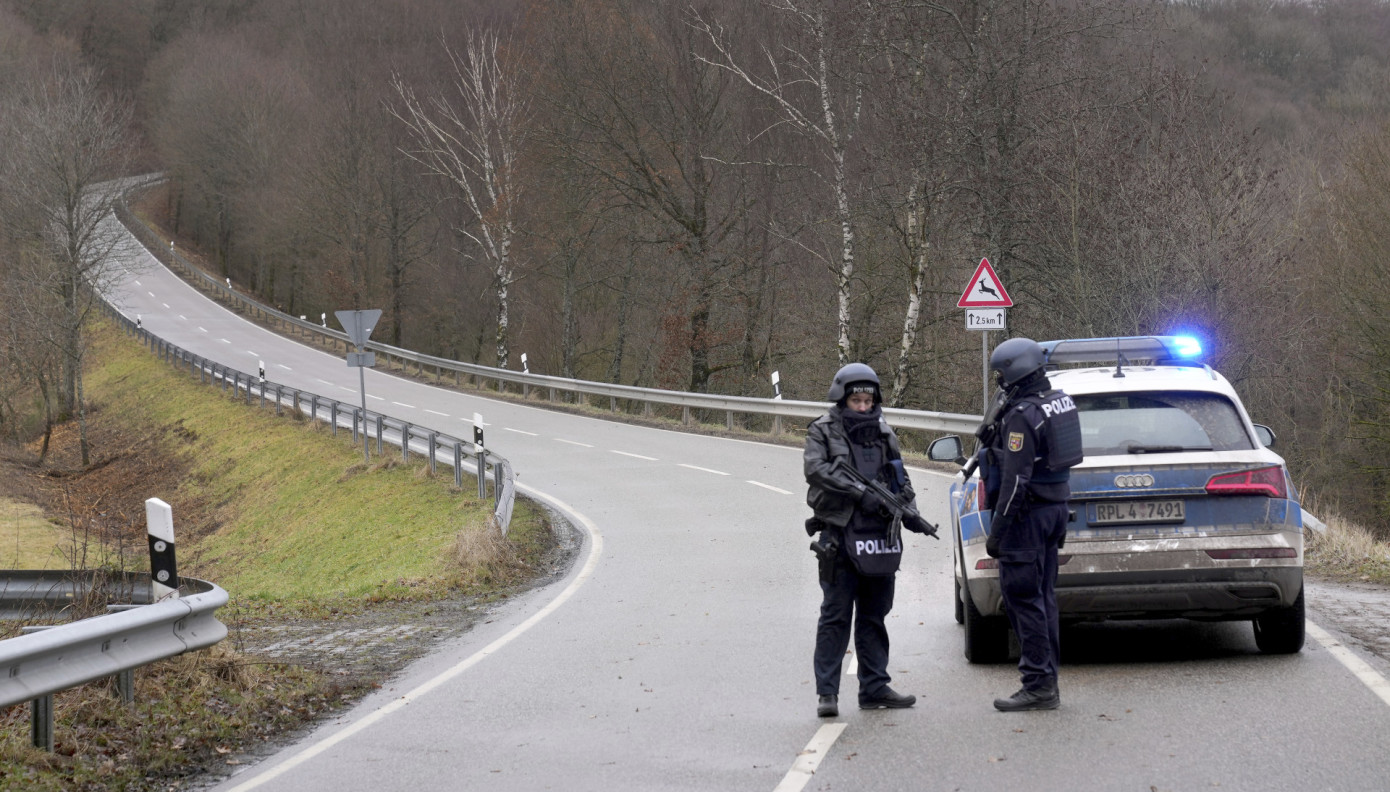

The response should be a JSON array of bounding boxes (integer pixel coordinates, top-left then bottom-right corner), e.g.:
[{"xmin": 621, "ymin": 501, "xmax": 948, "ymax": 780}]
[{"xmin": 1040, "ymin": 335, "xmax": 1205, "ymax": 367}]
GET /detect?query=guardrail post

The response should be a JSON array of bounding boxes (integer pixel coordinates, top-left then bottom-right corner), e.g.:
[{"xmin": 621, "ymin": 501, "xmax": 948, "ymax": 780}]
[
  {"xmin": 310, "ymin": 394, "xmax": 319, "ymax": 424},
  {"xmin": 428, "ymin": 432, "xmax": 438, "ymax": 475},
  {"xmin": 20, "ymin": 626, "xmax": 56, "ymax": 751},
  {"xmin": 772, "ymin": 415, "xmax": 783, "ymax": 436},
  {"xmin": 376, "ymin": 415, "xmax": 383, "ymax": 455},
  {"xmin": 477, "ymin": 449, "xmax": 487, "ymax": 499},
  {"xmin": 682, "ymin": 405, "xmax": 691, "ymax": 426},
  {"xmin": 454, "ymin": 442, "xmax": 463, "ymax": 489},
  {"xmin": 611, "ymin": 396, "xmax": 617, "ymax": 413},
  {"xmin": 331, "ymin": 403, "xmax": 338, "ymax": 436},
  {"xmin": 275, "ymin": 386, "xmax": 283, "ymax": 416},
  {"xmin": 402, "ymin": 423, "xmax": 411, "ymax": 462}
]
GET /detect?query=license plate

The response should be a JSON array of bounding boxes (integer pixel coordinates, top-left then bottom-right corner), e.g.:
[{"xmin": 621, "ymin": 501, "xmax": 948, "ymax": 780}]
[{"xmin": 1091, "ymin": 500, "xmax": 1186, "ymax": 526}]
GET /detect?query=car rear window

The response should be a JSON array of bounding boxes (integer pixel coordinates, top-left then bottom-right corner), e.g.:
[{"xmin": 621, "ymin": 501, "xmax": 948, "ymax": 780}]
[{"xmin": 1073, "ymin": 391, "xmax": 1254, "ymax": 455}]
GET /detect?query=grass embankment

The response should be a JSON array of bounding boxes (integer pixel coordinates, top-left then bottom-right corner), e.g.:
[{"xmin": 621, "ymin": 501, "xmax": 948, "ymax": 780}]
[
  {"xmin": 1304, "ymin": 505, "xmax": 1390, "ymax": 583},
  {"xmin": 0, "ymin": 321, "xmax": 552, "ymax": 789}
]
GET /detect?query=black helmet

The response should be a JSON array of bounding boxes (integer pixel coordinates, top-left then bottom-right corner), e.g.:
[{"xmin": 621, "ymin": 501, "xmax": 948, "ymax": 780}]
[
  {"xmin": 827, "ymin": 362, "xmax": 881, "ymax": 404},
  {"xmin": 990, "ymin": 337, "xmax": 1046, "ymax": 387}
]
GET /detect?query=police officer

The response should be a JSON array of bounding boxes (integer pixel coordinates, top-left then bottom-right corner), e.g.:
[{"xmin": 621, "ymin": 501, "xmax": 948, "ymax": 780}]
[
  {"xmin": 804, "ymin": 363, "xmax": 934, "ymax": 718},
  {"xmin": 983, "ymin": 338, "xmax": 1083, "ymax": 712}
]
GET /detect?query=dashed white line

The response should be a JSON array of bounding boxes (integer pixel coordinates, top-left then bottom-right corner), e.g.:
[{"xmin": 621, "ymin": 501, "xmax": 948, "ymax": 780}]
[
  {"xmin": 162, "ymin": 303, "xmax": 170, "ymax": 309},
  {"xmin": 504, "ymin": 428, "xmax": 539, "ymax": 436},
  {"xmin": 367, "ymin": 394, "xmax": 384, "ymax": 401},
  {"xmin": 611, "ymin": 450, "xmax": 658, "ymax": 461},
  {"xmin": 317, "ymin": 379, "xmax": 333, "ymax": 386},
  {"xmin": 147, "ymin": 291, "xmax": 155, "ymax": 297},
  {"xmin": 773, "ymin": 723, "xmax": 847, "ymax": 792},
  {"xmin": 679, "ymin": 464, "xmax": 730, "ymax": 476},
  {"xmin": 555, "ymin": 438, "xmax": 594, "ymax": 448},
  {"xmin": 247, "ymin": 351, "xmax": 259, "ymax": 357},
  {"xmin": 219, "ymin": 338, "xmax": 231, "ymax": 344},
  {"xmin": 197, "ymin": 327, "xmax": 207, "ymax": 333},
  {"xmin": 178, "ymin": 315, "xmax": 187, "ymax": 320},
  {"xmin": 276, "ymin": 364, "xmax": 292, "ymax": 371},
  {"xmin": 392, "ymin": 401, "xmax": 417, "ymax": 409},
  {"xmin": 747, "ymin": 480, "xmax": 792, "ymax": 495},
  {"xmin": 425, "ymin": 409, "xmax": 449, "ymax": 417},
  {"xmin": 1308, "ymin": 621, "xmax": 1390, "ymax": 707}
]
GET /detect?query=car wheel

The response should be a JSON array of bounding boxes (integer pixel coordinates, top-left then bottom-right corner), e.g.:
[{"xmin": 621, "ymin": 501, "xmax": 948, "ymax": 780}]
[
  {"xmin": 963, "ymin": 581, "xmax": 1009, "ymax": 663},
  {"xmin": 1253, "ymin": 586, "xmax": 1305, "ymax": 654},
  {"xmin": 954, "ymin": 576, "xmax": 965, "ymax": 625}
]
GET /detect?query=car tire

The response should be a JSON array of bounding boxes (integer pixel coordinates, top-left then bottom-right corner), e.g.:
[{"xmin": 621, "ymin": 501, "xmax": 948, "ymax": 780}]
[
  {"xmin": 954, "ymin": 576, "xmax": 965, "ymax": 625},
  {"xmin": 963, "ymin": 581, "xmax": 1009, "ymax": 664},
  {"xmin": 1253, "ymin": 585, "xmax": 1305, "ymax": 655}
]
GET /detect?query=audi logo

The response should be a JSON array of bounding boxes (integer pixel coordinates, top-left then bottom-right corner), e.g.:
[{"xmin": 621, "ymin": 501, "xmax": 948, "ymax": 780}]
[{"xmin": 1115, "ymin": 474, "xmax": 1155, "ymax": 488}]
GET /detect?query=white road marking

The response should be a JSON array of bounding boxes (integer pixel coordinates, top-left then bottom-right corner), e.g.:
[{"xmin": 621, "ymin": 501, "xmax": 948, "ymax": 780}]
[
  {"xmin": 845, "ymin": 651, "xmax": 858, "ymax": 677},
  {"xmin": 425, "ymin": 409, "xmax": 449, "ymax": 417},
  {"xmin": 611, "ymin": 450, "xmax": 658, "ymax": 461},
  {"xmin": 679, "ymin": 463, "xmax": 729, "ymax": 476},
  {"xmin": 773, "ymin": 723, "xmax": 847, "ymax": 792},
  {"xmin": 747, "ymin": 480, "xmax": 792, "ymax": 495},
  {"xmin": 504, "ymin": 428, "xmax": 539, "ymax": 436},
  {"xmin": 342, "ymin": 387, "xmax": 356, "ymax": 394},
  {"xmin": 247, "ymin": 351, "xmax": 259, "ymax": 357},
  {"xmin": 219, "ymin": 338, "xmax": 231, "ymax": 344},
  {"xmin": 162, "ymin": 303, "xmax": 170, "ymax": 309},
  {"xmin": 367, "ymin": 394, "xmax": 384, "ymax": 401},
  {"xmin": 178, "ymin": 315, "xmax": 187, "ymax": 320},
  {"xmin": 197, "ymin": 327, "xmax": 207, "ymax": 333},
  {"xmin": 276, "ymin": 364, "xmax": 292, "ymax": 371},
  {"xmin": 317, "ymin": 379, "xmax": 333, "ymax": 386},
  {"xmin": 147, "ymin": 291, "xmax": 155, "ymax": 297},
  {"xmin": 1308, "ymin": 620, "xmax": 1390, "ymax": 707},
  {"xmin": 392, "ymin": 401, "xmax": 416, "ymax": 409},
  {"xmin": 556, "ymin": 438, "xmax": 593, "ymax": 448},
  {"xmin": 134, "ymin": 280, "xmax": 141, "ymax": 286},
  {"xmin": 221, "ymin": 489, "xmax": 604, "ymax": 792}
]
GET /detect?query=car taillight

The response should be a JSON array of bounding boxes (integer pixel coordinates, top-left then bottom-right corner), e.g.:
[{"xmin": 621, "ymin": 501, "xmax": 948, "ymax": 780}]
[
  {"xmin": 1205, "ymin": 548, "xmax": 1298, "ymax": 560},
  {"xmin": 1204, "ymin": 466, "xmax": 1287, "ymax": 498}
]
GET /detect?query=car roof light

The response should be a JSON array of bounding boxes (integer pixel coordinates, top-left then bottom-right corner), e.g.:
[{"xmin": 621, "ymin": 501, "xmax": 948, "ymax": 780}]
[{"xmin": 1040, "ymin": 335, "xmax": 1207, "ymax": 369}]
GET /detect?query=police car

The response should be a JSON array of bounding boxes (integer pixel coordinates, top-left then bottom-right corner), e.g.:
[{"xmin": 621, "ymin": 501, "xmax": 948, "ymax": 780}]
[{"xmin": 928, "ymin": 336, "xmax": 1304, "ymax": 663}]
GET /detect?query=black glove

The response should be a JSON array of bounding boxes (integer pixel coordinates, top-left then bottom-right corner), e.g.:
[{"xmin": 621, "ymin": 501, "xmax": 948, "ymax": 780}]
[{"xmin": 859, "ymin": 491, "xmax": 886, "ymax": 518}]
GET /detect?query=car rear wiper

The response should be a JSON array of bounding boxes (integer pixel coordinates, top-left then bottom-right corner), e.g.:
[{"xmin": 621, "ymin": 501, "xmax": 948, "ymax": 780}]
[{"xmin": 1126, "ymin": 444, "xmax": 1213, "ymax": 454}]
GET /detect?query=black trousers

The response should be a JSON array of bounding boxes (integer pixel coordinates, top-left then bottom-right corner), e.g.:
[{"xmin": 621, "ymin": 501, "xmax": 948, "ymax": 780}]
[
  {"xmin": 814, "ymin": 554, "xmax": 895, "ymax": 697},
  {"xmin": 998, "ymin": 501, "xmax": 1069, "ymax": 691}
]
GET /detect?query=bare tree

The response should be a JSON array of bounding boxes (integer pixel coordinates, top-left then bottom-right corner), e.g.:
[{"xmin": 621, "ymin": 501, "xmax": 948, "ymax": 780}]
[
  {"xmin": 392, "ymin": 30, "xmax": 530, "ymax": 369},
  {"xmin": 691, "ymin": 1, "xmax": 871, "ymax": 366},
  {"xmin": 4, "ymin": 60, "xmax": 132, "ymax": 467}
]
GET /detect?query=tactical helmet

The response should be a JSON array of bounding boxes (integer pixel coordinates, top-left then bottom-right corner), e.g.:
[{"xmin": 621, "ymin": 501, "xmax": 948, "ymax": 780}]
[
  {"xmin": 989, "ymin": 337, "xmax": 1046, "ymax": 387},
  {"xmin": 827, "ymin": 362, "xmax": 881, "ymax": 404}
]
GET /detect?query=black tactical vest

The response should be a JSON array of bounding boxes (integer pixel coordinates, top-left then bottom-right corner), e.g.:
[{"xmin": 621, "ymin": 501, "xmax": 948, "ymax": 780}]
[{"xmin": 1022, "ymin": 389, "xmax": 1084, "ymax": 475}]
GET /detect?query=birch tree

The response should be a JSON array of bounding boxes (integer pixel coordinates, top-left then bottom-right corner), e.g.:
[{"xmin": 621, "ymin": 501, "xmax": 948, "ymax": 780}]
[
  {"xmin": 691, "ymin": 1, "xmax": 869, "ymax": 365},
  {"xmin": 392, "ymin": 30, "xmax": 529, "ymax": 369}
]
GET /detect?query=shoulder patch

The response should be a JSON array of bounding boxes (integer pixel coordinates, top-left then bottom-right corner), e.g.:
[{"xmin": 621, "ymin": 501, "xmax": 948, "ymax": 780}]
[{"xmin": 1007, "ymin": 432, "xmax": 1025, "ymax": 452}]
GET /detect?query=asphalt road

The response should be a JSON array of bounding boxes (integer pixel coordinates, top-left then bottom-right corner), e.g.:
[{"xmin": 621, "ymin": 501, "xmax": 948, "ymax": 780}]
[{"xmin": 102, "ymin": 217, "xmax": 1390, "ymax": 792}]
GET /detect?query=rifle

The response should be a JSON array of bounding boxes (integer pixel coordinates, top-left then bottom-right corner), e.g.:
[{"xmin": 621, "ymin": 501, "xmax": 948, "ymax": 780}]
[
  {"xmin": 960, "ymin": 385, "xmax": 1015, "ymax": 481},
  {"xmin": 837, "ymin": 462, "xmax": 940, "ymax": 551}
]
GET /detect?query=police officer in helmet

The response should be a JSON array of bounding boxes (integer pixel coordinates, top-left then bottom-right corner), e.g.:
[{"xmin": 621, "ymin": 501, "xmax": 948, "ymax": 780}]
[
  {"xmin": 804, "ymin": 363, "xmax": 935, "ymax": 718},
  {"xmin": 983, "ymin": 338, "xmax": 1083, "ymax": 711}
]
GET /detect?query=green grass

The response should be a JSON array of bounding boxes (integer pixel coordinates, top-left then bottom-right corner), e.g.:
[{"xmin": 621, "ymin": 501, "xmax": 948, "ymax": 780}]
[
  {"xmin": 0, "ymin": 498, "xmax": 70, "ymax": 569},
  {"xmin": 80, "ymin": 323, "xmax": 548, "ymax": 604}
]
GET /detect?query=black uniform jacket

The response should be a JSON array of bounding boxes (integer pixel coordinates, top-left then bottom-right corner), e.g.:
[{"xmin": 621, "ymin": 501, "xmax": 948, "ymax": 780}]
[{"xmin": 803, "ymin": 407, "xmax": 917, "ymax": 530}]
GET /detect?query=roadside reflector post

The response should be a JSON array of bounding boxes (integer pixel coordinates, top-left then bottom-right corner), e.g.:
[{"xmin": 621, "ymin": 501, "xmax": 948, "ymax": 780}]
[
  {"xmin": 474, "ymin": 414, "xmax": 487, "ymax": 500},
  {"xmin": 146, "ymin": 497, "xmax": 179, "ymax": 601}
]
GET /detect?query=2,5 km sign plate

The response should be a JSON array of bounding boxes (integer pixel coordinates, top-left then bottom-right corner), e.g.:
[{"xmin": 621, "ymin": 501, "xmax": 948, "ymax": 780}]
[{"xmin": 965, "ymin": 308, "xmax": 1006, "ymax": 330}]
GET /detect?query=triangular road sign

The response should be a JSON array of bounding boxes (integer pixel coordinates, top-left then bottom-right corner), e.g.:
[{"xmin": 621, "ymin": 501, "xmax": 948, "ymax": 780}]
[{"xmin": 957, "ymin": 258, "xmax": 1013, "ymax": 308}]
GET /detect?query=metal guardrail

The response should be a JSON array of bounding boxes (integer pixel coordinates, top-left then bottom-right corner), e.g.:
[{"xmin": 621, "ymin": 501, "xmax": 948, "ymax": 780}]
[
  {"xmin": 114, "ymin": 183, "xmax": 982, "ymax": 440},
  {"xmin": 0, "ymin": 573, "xmax": 228, "ymax": 710},
  {"xmin": 102, "ymin": 306, "xmax": 518, "ymax": 533},
  {"xmin": 0, "ymin": 570, "xmax": 154, "ymax": 620}
]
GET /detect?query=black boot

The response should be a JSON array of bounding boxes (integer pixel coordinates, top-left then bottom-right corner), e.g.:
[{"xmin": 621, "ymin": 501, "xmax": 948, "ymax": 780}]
[
  {"xmin": 993, "ymin": 682, "xmax": 1060, "ymax": 712},
  {"xmin": 817, "ymin": 694, "xmax": 839, "ymax": 717},
  {"xmin": 859, "ymin": 686, "xmax": 916, "ymax": 709}
]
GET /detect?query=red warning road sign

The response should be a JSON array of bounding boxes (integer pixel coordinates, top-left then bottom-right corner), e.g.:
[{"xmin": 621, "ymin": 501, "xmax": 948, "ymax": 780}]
[{"xmin": 956, "ymin": 258, "xmax": 1013, "ymax": 308}]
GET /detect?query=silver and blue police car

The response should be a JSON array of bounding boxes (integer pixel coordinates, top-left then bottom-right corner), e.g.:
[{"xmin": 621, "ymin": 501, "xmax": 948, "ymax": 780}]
[{"xmin": 929, "ymin": 336, "xmax": 1304, "ymax": 663}]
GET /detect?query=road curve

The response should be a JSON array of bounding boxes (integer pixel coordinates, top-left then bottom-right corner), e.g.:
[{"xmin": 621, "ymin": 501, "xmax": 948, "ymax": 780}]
[{"xmin": 100, "ymin": 215, "xmax": 1390, "ymax": 792}]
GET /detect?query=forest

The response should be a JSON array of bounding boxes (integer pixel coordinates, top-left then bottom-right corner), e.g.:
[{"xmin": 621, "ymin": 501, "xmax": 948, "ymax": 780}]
[{"xmin": 1, "ymin": 0, "xmax": 1388, "ymax": 531}]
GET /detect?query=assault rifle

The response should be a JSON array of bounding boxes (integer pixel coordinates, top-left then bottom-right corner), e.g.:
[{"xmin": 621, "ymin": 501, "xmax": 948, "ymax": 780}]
[
  {"xmin": 960, "ymin": 385, "xmax": 1015, "ymax": 482},
  {"xmin": 838, "ymin": 462, "xmax": 939, "ymax": 551}
]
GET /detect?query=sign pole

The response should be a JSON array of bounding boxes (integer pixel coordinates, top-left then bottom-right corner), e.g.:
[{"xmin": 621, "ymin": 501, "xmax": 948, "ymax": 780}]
[
  {"xmin": 983, "ymin": 330, "xmax": 989, "ymax": 414},
  {"xmin": 336, "ymin": 309, "xmax": 382, "ymax": 466},
  {"xmin": 955, "ymin": 258, "xmax": 1013, "ymax": 415},
  {"xmin": 359, "ymin": 364, "xmax": 369, "ymax": 464}
]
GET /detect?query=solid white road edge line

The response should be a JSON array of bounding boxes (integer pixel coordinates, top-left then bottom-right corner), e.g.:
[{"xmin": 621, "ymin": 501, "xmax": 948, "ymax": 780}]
[
  {"xmin": 747, "ymin": 480, "xmax": 792, "ymax": 495},
  {"xmin": 772, "ymin": 723, "xmax": 847, "ymax": 792},
  {"xmin": 1307, "ymin": 620, "xmax": 1390, "ymax": 707},
  {"xmin": 222, "ymin": 485, "xmax": 604, "ymax": 792}
]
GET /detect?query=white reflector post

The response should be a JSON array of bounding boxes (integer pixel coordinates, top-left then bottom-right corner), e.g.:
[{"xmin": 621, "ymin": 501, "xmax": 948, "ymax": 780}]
[{"xmin": 145, "ymin": 498, "xmax": 179, "ymax": 601}]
